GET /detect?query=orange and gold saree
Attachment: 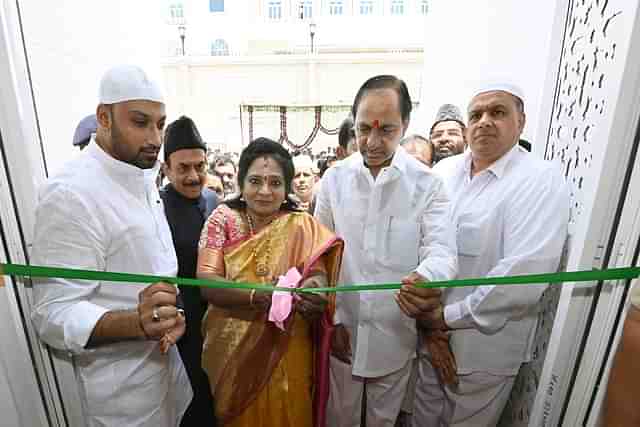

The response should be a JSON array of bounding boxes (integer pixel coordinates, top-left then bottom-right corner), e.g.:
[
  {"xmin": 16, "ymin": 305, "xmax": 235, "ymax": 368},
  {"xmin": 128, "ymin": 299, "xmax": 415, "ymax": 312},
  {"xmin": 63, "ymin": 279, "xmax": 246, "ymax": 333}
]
[{"xmin": 197, "ymin": 205, "xmax": 343, "ymax": 427}]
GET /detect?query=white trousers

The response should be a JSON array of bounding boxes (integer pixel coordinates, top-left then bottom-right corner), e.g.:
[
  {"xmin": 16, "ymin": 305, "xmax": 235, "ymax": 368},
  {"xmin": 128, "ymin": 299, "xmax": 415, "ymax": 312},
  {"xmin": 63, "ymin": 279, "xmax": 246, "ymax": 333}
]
[
  {"xmin": 328, "ymin": 356, "xmax": 413, "ymax": 427},
  {"xmin": 412, "ymin": 355, "xmax": 515, "ymax": 427}
]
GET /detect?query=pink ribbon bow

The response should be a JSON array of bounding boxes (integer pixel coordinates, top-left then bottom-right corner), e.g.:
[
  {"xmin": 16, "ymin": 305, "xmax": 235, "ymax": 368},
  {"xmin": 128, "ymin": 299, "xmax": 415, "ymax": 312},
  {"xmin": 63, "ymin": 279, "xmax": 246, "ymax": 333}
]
[{"xmin": 268, "ymin": 267, "xmax": 302, "ymax": 331}]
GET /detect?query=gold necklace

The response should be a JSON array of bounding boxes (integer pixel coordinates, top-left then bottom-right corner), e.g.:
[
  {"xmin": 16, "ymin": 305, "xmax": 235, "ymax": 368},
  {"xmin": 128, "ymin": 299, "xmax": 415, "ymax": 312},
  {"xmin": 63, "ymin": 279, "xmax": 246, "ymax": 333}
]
[{"xmin": 246, "ymin": 212, "xmax": 273, "ymax": 277}]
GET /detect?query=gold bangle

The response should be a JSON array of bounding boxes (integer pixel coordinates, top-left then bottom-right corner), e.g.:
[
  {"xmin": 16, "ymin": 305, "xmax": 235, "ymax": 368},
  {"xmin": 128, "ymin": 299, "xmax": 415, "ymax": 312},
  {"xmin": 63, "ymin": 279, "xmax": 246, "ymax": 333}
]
[{"xmin": 249, "ymin": 289, "xmax": 256, "ymax": 306}]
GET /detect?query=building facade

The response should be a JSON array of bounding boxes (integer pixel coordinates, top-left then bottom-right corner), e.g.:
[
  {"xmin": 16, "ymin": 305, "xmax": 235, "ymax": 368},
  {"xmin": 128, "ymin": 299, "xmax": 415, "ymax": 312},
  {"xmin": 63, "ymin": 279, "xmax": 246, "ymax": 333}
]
[
  {"xmin": 164, "ymin": 0, "xmax": 429, "ymax": 57},
  {"xmin": 161, "ymin": 0, "xmax": 428, "ymax": 152}
]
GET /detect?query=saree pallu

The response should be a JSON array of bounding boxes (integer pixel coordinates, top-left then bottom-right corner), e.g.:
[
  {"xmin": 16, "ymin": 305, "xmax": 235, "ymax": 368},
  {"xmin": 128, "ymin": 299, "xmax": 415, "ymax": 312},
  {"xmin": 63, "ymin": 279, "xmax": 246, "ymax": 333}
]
[{"xmin": 200, "ymin": 211, "xmax": 343, "ymax": 427}]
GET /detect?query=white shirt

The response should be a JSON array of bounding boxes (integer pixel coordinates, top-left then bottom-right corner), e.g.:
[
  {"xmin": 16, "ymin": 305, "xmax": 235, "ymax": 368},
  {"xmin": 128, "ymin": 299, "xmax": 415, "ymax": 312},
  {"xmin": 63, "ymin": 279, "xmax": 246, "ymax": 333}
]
[
  {"xmin": 315, "ymin": 147, "xmax": 457, "ymax": 377},
  {"xmin": 433, "ymin": 144, "xmax": 569, "ymax": 375},
  {"xmin": 31, "ymin": 140, "xmax": 192, "ymax": 427}
]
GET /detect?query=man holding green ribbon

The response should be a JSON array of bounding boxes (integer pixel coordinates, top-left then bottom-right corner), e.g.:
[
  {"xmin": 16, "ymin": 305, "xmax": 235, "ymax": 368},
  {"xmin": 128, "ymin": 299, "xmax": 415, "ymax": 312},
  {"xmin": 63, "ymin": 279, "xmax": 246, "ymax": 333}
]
[
  {"xmin": 315, "ymin": 75, "xmax": 457, "ymax": 427},
  {"xmin": 30, "ymin": 65, "xmax": 191, "ymax": 427},
  {"xmin": 404, "ymin": 81, "xmax": 570, "ymax": 426}
]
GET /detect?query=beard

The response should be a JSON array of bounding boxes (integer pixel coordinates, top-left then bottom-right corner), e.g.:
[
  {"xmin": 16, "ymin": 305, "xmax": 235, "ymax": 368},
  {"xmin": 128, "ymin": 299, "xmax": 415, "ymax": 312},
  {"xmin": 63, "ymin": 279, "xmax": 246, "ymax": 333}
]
[{"xmin": 111, "ymin": 120, "xmax": 158, "ymax": 170}]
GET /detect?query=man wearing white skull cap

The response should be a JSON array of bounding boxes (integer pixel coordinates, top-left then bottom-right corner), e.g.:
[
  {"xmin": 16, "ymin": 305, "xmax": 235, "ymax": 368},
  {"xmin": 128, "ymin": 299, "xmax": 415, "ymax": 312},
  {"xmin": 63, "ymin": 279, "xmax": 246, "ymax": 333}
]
[
  {"xmin": 31, "ymin": 64, "xmax": 192, "ymax": 426},
  {"xmin": 399, "ymin": 81, "xmax": 569, "ymax": 426}
]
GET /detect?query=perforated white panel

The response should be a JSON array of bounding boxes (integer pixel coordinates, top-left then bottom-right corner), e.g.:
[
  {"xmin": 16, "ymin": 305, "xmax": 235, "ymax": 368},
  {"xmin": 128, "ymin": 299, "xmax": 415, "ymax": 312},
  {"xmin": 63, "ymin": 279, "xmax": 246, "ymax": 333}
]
[{"xmin": 499, "ymin": 1, "xmax": 626, "ymax": 425}]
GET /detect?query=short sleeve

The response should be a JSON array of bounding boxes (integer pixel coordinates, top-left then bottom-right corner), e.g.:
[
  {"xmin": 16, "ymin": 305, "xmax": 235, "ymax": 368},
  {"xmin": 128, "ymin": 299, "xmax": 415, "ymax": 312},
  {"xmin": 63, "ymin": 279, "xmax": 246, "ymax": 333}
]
[
  {"xmin": 198, "ymin": 206, "xmax": 229, "ymax": 277},
  {"xmin": 199, "ymin": 205, "xmax": 229, "ymax": 250}
]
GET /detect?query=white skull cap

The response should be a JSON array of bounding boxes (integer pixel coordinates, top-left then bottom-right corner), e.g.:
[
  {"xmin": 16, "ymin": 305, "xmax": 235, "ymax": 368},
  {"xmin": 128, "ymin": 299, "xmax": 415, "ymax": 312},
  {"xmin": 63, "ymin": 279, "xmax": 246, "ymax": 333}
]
[
  {"xmin": 471, "ymin": 80, "xmax": 525, "ymax": 105},
  {"xmin": 99, "ymin": 64, "xmax": 164, "ymax": 105}
]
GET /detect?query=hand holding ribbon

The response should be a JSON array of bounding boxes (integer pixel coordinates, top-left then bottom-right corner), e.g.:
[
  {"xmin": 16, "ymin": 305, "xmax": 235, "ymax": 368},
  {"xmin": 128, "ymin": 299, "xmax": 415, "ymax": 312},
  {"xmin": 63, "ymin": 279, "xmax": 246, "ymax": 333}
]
[{"xmin": 268, "ymin": 267, "xmax": 302, "ymax": 331}]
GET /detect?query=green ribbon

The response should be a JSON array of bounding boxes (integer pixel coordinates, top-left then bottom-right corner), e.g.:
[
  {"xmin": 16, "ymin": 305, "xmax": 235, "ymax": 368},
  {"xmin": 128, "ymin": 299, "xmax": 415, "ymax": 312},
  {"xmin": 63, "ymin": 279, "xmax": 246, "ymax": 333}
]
[{"xmin": 1, "ymin": 263, "xmax": 639, "ymax": 293}]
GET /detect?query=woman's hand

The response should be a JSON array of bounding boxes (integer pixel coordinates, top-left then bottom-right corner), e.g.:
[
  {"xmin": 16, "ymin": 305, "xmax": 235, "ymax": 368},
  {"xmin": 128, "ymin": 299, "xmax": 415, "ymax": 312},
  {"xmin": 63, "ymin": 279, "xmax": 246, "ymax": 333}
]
[
  {"xmin": 297, "ymin": 274, "xmax": 328, "ymax": 321},
  {"xmin": 251, "ymin": 290, "xmax": 272, "ymax": 311}
]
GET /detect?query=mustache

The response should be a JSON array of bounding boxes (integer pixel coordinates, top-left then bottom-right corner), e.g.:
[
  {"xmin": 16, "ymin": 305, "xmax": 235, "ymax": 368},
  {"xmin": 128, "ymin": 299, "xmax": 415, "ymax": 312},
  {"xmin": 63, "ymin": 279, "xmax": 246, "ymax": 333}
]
[{"xmin": 140, "ymin": 146, "xmax": 160, "ymax": 154}]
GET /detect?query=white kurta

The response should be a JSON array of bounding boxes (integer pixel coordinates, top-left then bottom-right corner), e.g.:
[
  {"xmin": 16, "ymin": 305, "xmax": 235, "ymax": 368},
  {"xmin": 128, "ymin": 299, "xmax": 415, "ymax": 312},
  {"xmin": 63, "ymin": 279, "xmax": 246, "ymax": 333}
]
[
  {"xmin": 315, "ymin": 147, "xmax": 457, "ymax": 378},
  {"xmin": 31, "ymin": 140, "xmax": 192, "ymax": 427},
  {"xmin": 433, "ymin": 144, "xmax": 569, "ymax": 374}
]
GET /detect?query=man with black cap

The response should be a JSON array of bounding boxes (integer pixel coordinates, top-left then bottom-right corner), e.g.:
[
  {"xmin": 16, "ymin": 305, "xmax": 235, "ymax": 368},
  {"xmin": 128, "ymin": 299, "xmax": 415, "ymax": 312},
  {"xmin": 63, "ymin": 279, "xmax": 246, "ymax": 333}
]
[
  {"xmin": 31, "ymin": 64, "xmax": 191, "ymax": 427},
  {"xmin": 160, "ymin": 115, "xmax": 218, "ymax": 426},
  {"xmin": 429, "ymin": 104, "xmax": 466, "ymax": 164}
]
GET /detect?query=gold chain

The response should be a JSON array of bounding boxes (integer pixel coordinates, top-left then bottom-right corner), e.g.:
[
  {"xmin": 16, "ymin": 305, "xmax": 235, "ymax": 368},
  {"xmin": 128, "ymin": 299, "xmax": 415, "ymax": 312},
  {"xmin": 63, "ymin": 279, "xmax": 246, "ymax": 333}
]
[{"xmin": 245, "ymin": 211, "xmax": 273, "ymax": 277}]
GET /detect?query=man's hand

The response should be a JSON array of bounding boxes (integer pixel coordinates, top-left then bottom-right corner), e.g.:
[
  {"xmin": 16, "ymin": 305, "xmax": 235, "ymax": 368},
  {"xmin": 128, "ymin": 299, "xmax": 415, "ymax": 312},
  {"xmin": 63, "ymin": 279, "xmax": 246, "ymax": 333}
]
[
  {"xmin": 396, "ymin": 272, "xmax": 447, "ymax": 331},
  {"xmin": 423, "ymin": 330, "xmax": 458, "ymax": 386},
  {"xmin": 331, "ymin": 324, "xmax": 352, "ymax": 364},
  {"xmin": 138, "ymin": 282, "xmax": 179, "ymax": 340},
  {"xmin": 159, "ymin": 310, "xmax": 186, "ymax": 354},
  {"xmin": 297, "ymin": 274, "xmax": 329, "ymax": 321}
]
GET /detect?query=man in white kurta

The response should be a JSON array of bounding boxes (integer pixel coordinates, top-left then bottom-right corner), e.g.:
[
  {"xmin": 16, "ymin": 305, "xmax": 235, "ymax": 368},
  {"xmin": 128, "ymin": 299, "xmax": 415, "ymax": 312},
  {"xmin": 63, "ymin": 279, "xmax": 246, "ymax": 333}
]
[
  {"xmin": 315, "ymin": 75, "xmax": 457, "ymax": 427},
  {"xmin": 31, "ymin": 65, "xmax": 192, "ymax": 426},
  {"xmin": 407, "ymin": 83, "xmax": 569, "ymax": 426}
]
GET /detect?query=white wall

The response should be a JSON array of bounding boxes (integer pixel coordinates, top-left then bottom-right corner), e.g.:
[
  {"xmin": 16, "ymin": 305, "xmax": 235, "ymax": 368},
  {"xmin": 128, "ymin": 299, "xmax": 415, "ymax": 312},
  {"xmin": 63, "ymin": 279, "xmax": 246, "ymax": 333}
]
[
  {"xmin": 415, "ymin": 0, "xmax": 559, "ymax": 143},
  {"xmin": 18, "ymin": 0, "xmax": 166, "ymax": 175}
]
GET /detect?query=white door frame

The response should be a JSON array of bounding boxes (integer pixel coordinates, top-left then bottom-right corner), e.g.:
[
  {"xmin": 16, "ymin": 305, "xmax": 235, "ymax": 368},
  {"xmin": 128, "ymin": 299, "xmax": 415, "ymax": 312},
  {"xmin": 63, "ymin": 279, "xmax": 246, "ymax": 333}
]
[
  {"xmin": 0, "ymin": 0, "xmax": 85, "ymax": 425},
  {"xmin": 531, "ymin": 1, "xmax": 640, "ymax": 425}
]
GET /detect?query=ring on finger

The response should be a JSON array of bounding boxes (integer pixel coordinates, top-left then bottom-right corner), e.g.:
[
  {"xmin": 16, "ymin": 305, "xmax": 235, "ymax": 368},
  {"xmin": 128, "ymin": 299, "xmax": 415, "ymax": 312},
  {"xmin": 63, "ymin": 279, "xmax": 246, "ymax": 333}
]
[{"xmin": 152, "ymin": 307, "xmax": 161, "ymax": 322}]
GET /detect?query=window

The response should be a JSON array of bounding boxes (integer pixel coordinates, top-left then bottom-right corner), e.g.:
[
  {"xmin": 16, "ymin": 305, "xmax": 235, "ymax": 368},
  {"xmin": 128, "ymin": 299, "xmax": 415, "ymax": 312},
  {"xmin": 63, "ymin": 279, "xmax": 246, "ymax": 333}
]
[
  {"xmin": 210, "ymin": 0, "xmax": 224, "ymax": 12},
  {"xmin": 169, "ymin": 3, "xmax": 184, "ymax": 20},
  {"xmin": 267, "ymin": 0, "xmax": 282, "ymax": 20},
  {"xmin": 421, "ymin": 0, "xmax": 429, "ymax": 15},
  {"xmin": 359, "ymin": 0, "xmax": 373, "ymax": 15},
  {"xmin": 298, "ymin": 0, "xmax": 313, "ymax": 19},
  {"xmin": 390, "ymin": 0, "xmax": 404, "ymax": 15},
  {"xmin": 210, "ymin": 39, "xmax": 229, "ymax": 56},
  {"xmin": 329, "ymin": 0, "xmax": 343, "ymax": 15}
]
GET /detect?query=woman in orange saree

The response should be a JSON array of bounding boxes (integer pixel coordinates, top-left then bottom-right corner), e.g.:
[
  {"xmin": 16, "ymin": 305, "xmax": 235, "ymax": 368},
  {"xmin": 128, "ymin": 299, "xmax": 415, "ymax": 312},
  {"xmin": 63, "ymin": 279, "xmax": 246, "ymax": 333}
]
[{"xmin": 197, "ymin": 138, "xmax": 343, "ymax": 427}]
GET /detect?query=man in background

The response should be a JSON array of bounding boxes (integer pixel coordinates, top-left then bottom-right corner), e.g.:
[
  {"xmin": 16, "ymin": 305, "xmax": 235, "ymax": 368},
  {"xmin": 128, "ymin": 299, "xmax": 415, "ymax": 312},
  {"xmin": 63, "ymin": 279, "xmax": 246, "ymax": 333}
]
[
  {"xmin": 212, "ymin": 155, "xmax": 237, "ymax": 198},
  {"xmin": 72, "ymin": 114, "xmax": 97, "ymax": 150},
  {"xmin": 402, "ymin": 134, "xmax": 434, "ymax": 167},
  {"xmin": 336, "ymin": 115, "xmax": 358, "ymax": 160},
  {"xmin": 161, "ymin": 115, "xmax": 218, "ymax": 427},
  {"xmin": 292, "ymin": 154, "xmax": 317, "ymax": 212},
  {"xmin": 430, "ymin": 104, "xmax": 466, "ymax": 164},
  {"xmin": 206, "ymin": 173, "xmax": 224, "ymax": 198}
]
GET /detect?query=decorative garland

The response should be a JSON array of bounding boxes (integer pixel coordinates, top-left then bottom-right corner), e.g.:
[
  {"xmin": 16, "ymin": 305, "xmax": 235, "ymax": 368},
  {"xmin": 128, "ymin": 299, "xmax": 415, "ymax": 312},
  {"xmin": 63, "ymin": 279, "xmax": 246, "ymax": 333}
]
[{"xmin": 241, "ymin": 104, "xmax": 352, "ymax": 149}]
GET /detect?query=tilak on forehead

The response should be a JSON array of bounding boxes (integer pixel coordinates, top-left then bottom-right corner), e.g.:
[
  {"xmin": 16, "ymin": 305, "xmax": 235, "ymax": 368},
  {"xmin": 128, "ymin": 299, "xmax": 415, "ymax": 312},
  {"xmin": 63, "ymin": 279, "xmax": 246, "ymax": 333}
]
[{"xmin": 373, "ymin": 119, "xmax": 380, "ymax": 129}]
